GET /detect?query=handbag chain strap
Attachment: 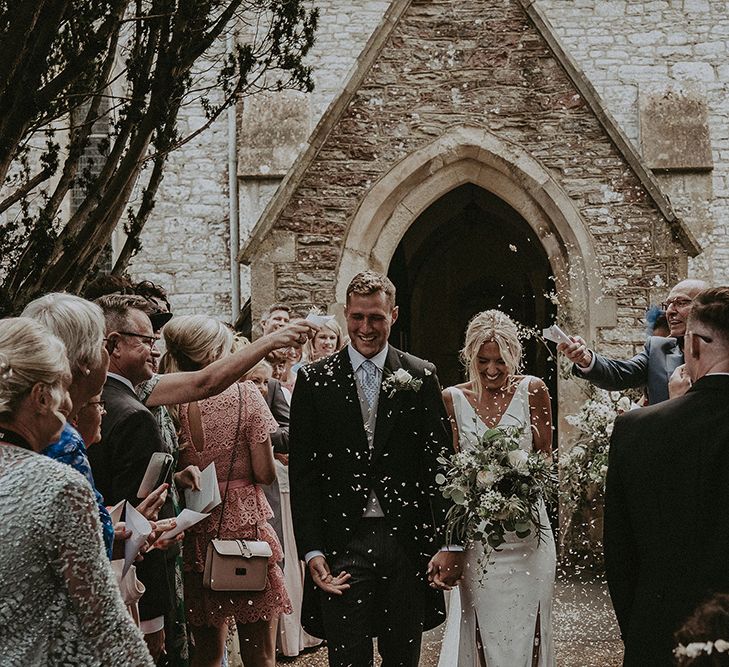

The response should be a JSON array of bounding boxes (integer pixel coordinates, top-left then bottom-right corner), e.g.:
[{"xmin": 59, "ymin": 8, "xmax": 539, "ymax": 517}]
[{"xmin": 215, "ymin": 382, "xmax": 245, "ymax": 538}]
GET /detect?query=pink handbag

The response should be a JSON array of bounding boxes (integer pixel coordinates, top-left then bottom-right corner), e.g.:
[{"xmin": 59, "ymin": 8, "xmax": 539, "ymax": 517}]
[
  {"xmin": 201, "ymin": 384, "xmax": 272, "ymax": 592},
  {"xmin": 203, "ymin": 538, "xmax": 272, "ymax": 591}
]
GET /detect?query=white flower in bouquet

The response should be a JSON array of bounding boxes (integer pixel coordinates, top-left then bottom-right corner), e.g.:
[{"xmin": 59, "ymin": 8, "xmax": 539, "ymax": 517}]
[
  {"xmin": 616, "ymin": 396, "xmax": 632, "ymax": 413},
  {"xmin": 476, "ymin": 469, "xmax": 497, "ymax": 488},
  {"xmin": 438, "ymin": 425, "xmax": 556, "ymax": 571},
  {"xmin": 507, "ymin": 448, "xmax": 529, "ymax": 474}
]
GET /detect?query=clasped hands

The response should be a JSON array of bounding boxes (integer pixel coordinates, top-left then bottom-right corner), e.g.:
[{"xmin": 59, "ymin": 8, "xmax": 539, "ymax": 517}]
[{"xmin": 307, "ymin": 550, "xmax": 465, "ymax": 595}]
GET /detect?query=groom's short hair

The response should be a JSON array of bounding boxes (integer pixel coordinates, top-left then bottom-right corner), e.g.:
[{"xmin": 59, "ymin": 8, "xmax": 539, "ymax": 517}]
[
  {"xmin": 347, "ymin": 271, "xmax": 396, "ymax": 307},
  {"xmin": 689, "ymin": 287, "xmax": 729, "ymax": 346}
]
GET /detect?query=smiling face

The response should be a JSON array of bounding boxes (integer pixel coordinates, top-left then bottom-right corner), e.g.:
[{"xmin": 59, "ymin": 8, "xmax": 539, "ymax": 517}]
[
  {"xmin": 312, "ymin": 329, "xmax": 339, "ymax": 360},
  {"xmin": 664, "ymin": 280, "xmax": 708, "ymax": 338},
  {"xmin": 108, "ymin": 308, "xmax": 157, "ymax": 386},
  {"xmin": 245, "ymin": 366, "xmax": 272, "ymax": 398},
  {"xmin": 262, "ymin": 309, "xmax": 290, "ymax": 336},
  {"xmin": 345, "ymin": 291, "xmax": 398, "ymax": 358},
  {"xmin": 475, "ymin": 340, "xmax": 510, "ymax": 391},
  {"xmin": 75, "ymin": 392, "xmax": 105, "ymax": 445}
]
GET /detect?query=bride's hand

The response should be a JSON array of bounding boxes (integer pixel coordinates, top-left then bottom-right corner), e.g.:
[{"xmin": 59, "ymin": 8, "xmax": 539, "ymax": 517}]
[{"xmin": 427, "ymin": 550, "xmax": 465, "ymax": 590}]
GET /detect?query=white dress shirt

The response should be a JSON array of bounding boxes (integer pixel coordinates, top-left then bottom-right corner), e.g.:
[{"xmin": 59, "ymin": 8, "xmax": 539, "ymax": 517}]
[{"xmin": 305, "ymin": 345, "xmax": 388, "ymax": 564}]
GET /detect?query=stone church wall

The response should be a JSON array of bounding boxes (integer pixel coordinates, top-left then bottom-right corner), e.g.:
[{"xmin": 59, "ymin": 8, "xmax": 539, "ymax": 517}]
[
  {"xmin": 539, "ymin": 0, "xmax": 729, "ymax": 285},
  {"xmin": 127, "ymin": 0, "xmax": 729, "ymax": 323},
  {"xmin": 127, "ymin": 1, "xmax": 390, "ymax": 321},
  {"xmin": 252, "ymin": 0, "xmax": 691, "ymax": 359}
]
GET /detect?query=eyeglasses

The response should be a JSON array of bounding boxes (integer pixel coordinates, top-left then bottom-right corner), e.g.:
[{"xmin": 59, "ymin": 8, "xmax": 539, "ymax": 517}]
[
  {"xmin": 116, "ymin": 331, "xmax": 159, "ymax": 349},
  {"xmin": 83, "ymin": 400, "xmax": 106, "ymax": 413},
  {"xmin": 688, "ymin": 331, "xmax": 713, "ymax": 344},
  {"xmin": 660, "ymin": 297, "xmax": 693, "ymax": 311}
]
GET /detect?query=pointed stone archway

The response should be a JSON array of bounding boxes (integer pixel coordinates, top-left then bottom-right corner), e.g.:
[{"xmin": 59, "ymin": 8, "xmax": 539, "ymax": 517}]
[
  {"xmin": 387, "ymin": 182, "xmax": 556, "ymax": 391},
  {"xmin": 333, "ymin": 126, "xmax": 607, "ymax": 332},
  {"xmin": 330, "ymin": 126, "xmax": 610, "ymax": 439}
]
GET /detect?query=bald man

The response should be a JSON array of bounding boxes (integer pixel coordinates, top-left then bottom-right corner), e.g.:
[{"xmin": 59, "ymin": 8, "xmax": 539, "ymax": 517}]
[{"xmin": 558, "ymin": 279, "xmax": 708, "ymax": 405}]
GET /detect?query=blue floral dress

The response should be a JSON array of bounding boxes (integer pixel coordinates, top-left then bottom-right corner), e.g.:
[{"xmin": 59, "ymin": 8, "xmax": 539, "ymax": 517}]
[{"xmin": 42, "ymin": 423, "xmax": 114, "ymax": 559}]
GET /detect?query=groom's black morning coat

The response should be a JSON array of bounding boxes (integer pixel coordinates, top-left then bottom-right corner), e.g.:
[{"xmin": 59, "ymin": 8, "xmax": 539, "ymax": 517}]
[
  {"xmin": 289, "ymin": 345, "xmax": 452, "ymax": 636},
  {"xmin": 604, "ymin": 374, "xmax": 729, "ymax": 666}
]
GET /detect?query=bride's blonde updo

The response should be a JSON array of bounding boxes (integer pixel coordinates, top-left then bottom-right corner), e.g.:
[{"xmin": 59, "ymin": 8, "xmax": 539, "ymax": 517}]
[
  {"xmin": 460, "ymin": 310, "xmax": 523, "ymax": 400},
  {"xmin": 160, "ymin": 315, "xmax": 233, "ymax": 374}
]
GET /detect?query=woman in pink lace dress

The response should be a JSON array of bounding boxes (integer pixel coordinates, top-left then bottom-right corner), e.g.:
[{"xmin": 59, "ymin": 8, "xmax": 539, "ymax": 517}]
[{"xmin": 162, "ymin": 315, "xmax": 291, "ymax": 667}]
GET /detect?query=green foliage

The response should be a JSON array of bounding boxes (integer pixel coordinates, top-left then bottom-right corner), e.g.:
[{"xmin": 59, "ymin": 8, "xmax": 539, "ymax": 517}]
[{"xmin": 0, "ymin": 0, "xmax": 318, "ymax": 314}]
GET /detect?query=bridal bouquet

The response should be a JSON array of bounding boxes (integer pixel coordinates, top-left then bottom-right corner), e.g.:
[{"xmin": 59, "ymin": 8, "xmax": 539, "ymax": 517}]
[{"xmin": 436, "ymin": 425, "xmax": 556, "ymax": 556}]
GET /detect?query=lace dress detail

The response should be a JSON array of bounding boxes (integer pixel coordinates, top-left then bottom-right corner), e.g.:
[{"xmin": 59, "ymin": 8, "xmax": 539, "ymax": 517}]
[
  {"xmin": 0, "ymin": 444, "xmax": 153, "ymax": 666},
  {"xmin": 178, "ymin": 381, "xmax": 292, "ymax": 626}
]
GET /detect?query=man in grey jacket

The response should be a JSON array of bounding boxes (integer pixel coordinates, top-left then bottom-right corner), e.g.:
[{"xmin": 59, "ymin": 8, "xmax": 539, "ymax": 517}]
[{"xmin": 559, "ymin": 279, "xmax": 707, "ymax": 404}]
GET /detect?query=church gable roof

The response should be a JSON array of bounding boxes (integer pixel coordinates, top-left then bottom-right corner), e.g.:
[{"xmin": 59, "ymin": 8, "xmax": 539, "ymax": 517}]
[{"xmin": 240, "ymin": 0, "xmax": 700, "ymax": 264}]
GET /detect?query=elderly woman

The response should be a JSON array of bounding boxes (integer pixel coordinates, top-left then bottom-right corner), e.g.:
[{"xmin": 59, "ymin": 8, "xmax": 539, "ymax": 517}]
[
  {"xmin": 22, "ymin": 293, "xmax": 117, "ymax": 557},
  {"xmin": 0, "ymin": 317, "xmax": 153, "ymax": 666}
]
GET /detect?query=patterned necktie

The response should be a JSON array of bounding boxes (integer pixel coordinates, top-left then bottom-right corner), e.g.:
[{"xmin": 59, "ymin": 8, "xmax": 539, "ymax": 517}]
[{"xmin": 360, "ymin": 360, "xmax": 379, "ymax": 408}]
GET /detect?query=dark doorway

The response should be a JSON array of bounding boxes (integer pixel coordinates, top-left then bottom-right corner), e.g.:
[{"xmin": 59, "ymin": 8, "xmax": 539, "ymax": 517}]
[{"xmin": 387, "ymin": 183, "xmax": 557, "ymax": 401}]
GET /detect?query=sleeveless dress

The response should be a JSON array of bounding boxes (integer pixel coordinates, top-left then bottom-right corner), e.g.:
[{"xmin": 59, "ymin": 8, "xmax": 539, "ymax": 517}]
[
  {"xmin": 178, "ymin": 381, "xmax": 292, "ymax": 627},
  {"xmin": 438, "ymin": 377, "xmax": 556, "ymax": 667}
]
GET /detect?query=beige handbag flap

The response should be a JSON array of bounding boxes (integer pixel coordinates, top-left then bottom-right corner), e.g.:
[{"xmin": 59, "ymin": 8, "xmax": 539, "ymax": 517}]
[{"xmin": 210, "ymin": 539, "xmax": 272, "ymax": 558}]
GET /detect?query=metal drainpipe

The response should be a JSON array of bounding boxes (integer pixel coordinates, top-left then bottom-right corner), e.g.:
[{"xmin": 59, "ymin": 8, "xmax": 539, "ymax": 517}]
[{"xmin": 227, "ymin": 30, "xmax": 241, "ymax": 323}]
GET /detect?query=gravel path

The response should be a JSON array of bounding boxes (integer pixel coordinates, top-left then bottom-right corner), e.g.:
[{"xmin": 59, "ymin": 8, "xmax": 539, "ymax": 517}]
[{"xmin": 275, "ymin": 572, "xmax": 623, "ymax": 666}]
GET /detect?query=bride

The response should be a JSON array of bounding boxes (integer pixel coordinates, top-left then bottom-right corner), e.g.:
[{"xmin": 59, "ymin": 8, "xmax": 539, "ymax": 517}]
[{"xmin": 438, "ymin": 310, "xmax": 556, "ymax": 667}]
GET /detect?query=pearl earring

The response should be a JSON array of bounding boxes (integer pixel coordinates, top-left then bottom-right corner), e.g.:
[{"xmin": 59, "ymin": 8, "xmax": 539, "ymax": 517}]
[{"xmin": 84, "ymin": 368, "xmax": 91, "ymax": 376}]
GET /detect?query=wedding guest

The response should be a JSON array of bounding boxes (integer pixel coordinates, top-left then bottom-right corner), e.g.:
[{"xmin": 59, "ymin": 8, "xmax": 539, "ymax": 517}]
[
  {"xmin": 438, "ymin": 309, "xmax": 556, "ymax": 667},
  {"xmin": 137, "ymin": 297, "xmax": 311, "ymax": 666},
  {"xmin": 162, "ymin": 315, "xmax": 291, "ymax": 667},
  {"xmin": 245, "ymin": 360, "xmax": 323, "ymax": 658},
  {"xmin": 89, "ymin": 294, "xmax": 174, "ymax": 662},
  {"xmin": 0, "ymin": 317, "xmax": 153, "ymax": 666},
  {"xmin": 21, "ymin": 293, "xmax": 114, "ymax": 558},
  {"xmin": 605, "ymin": 287, "xmax": 729, "ymax": 666},
  {"xmin": 74, "ymin": 393, "xmax": 105, "ymax": 445},
  {"xmin": 558, "ymin": 279, "xmax": 708, "ymax": 404},
  {"xmin": 675, "ymin": 594, "xmax": 729, "ymax": 666},
  {"xmin": 261, "ymin": 303, "xmax": 291, "ymax": 336},
  {"xmin": 280, "ymin": 344, "xmax": 302, "ymax": 394},
  {"xmin": 305, "ymin": 318, "xmax": 343, "ymax": 363}
]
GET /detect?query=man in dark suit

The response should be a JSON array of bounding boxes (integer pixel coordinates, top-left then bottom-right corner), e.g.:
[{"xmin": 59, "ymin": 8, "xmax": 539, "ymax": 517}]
[
  {"xmin": 604, "ymin": 286, "xmax": 729, "ymax": 666},
  {"xmin": 88, "ymin": 294, "xmax": 172, "ymax": 662},
  {"xmin": 289, "ymin": 271, "xmax": 459, "ymax": 667},
  {"xmin": 559, "ymin": 279, "xmax": 707, "ymax": 404}
]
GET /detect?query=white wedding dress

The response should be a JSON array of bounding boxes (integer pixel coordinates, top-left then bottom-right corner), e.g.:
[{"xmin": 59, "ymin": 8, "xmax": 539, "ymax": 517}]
[{"xmin": 438, "ymin": 377, "xmax": 556, "ymax": 667}]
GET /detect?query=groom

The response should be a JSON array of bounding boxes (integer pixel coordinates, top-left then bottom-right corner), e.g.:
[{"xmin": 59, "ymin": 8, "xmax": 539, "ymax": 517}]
[{"xmin": 289, "ymin": 271, "xmax": 458, "ymax": 667}]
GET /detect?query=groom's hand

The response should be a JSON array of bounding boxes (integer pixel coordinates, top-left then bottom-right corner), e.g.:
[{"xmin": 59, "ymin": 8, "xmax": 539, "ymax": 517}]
[
  {"xmin": 309, "ymin": 556, "xmax": 351, "ymax": 595},
  {"xmin": 427, "ymin": 551, "xmax": 465, "ymax": 590}
]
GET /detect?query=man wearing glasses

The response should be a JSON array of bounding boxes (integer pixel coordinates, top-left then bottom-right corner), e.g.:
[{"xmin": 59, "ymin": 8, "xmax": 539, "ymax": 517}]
[
  {"xmin": 603, "ymin": 286, "xmax": 729, "ymax": 666},
  {"xmin": 558, "ymin": 279, "xmax": 707, "ymax": 404},
  {"xmin": 89, "ymin": 294, "xmax": 172, "ymax": 662}
]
